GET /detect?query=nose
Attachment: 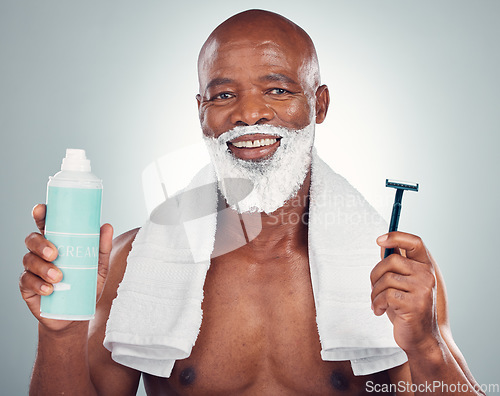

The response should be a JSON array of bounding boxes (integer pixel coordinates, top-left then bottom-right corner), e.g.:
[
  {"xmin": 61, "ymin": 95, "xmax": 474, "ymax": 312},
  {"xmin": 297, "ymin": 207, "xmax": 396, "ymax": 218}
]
[{"xmin": 230, "ymin": 92, "xmax": 274, "ymax": 126}]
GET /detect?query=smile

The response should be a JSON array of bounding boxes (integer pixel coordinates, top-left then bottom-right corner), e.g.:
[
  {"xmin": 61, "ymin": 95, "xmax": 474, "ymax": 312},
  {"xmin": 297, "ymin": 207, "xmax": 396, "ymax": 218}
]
[
  {"xmin": 227, "ymin": 134, "xmax": 282, "ymax": 160},
  {"xmin": 231, "ymin": 138, "xmax": 278, "ymax": 148}
]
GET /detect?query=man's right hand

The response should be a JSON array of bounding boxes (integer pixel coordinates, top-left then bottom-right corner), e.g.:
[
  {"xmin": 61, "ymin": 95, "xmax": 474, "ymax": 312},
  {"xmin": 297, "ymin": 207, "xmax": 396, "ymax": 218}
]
[{"xmin": 20, "ymin": 203, "xmax": 113, "ymax": 332}]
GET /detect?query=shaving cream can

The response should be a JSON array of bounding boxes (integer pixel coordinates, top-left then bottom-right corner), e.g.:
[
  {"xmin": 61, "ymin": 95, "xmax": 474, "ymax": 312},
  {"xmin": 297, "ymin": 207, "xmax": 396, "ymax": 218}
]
[{"xmin": 40, "ymin": 149, "xmax": 102, "ymax": 320}]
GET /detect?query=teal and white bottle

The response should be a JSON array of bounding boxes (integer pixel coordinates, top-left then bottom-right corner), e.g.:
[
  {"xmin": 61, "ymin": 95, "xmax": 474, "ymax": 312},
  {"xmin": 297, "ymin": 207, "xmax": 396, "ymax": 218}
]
[{"xmin": 40, "ymin": 149, "xmax": 102, "ymax": 320}]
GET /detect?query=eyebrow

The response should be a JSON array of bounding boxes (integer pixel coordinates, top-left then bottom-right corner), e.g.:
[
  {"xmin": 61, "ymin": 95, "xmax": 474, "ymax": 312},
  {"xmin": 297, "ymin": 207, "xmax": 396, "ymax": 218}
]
[
  {"xmin": 205, "ymin": 73, "xmax": 299, "ymax": 91},
  {"xmin": 206, "ymin": 77, "xmax": 234, "ymax": 90},
  {"xmin": 258, "ymin": 73, "xmax": 298, "ymax": 85}
]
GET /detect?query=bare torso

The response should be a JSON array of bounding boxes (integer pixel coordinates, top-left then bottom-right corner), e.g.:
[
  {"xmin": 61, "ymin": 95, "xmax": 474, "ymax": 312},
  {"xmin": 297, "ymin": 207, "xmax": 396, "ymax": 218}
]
[{"xmin": 142, "ymin": 224, "xmax": 394, "ymax": 395}]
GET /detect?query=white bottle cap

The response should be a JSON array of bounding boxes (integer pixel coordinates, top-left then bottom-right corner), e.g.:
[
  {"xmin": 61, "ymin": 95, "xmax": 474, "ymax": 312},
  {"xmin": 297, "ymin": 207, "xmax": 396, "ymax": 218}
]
[{"xmin": 61, "ymin": 148, "xmax": 91, "ymax": 172}]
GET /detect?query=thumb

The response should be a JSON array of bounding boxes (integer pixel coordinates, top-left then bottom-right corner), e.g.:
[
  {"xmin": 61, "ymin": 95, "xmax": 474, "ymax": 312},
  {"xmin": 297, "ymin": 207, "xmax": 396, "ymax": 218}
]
[
  {"xmin": 377, "ymin": 231, "xmax": 406, "ymax": 260},
  {"xmin": 96, "ymin": 223, "xmax": 113, "ymax": 298},
  {"xmin": 32, "ymin": 204, "xmax": 46, "ymax": 235},
  {"xmin": 378, "ymin": 241, "xmax": 403, "ymax": 260}
]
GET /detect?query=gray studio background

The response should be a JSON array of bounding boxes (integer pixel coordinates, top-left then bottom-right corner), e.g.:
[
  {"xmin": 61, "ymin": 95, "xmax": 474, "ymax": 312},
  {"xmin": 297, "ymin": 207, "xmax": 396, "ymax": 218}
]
[{"xmin": 1, "ymin": 0, "xmax": 499, "ymax": 394}]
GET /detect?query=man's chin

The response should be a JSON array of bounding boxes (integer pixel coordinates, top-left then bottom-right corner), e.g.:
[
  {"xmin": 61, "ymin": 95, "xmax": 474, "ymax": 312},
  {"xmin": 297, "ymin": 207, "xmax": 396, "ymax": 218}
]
[{"xmin": 227, "ymin": 168, "xmax": 309, "ymax": 215}]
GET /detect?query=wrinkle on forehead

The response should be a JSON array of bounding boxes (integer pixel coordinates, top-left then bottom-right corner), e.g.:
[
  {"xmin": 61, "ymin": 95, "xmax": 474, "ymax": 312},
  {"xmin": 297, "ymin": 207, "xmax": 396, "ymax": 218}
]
[
  {"xmin": 199, "ymin": 38, "xmax": 319, "ymax": 94},
  {"xmin": 198, "ymin": 10, "xmax": 321, "ymax": 93},
  {"xmin": 199, "ymin": 38, "xmax": 283, "ymax": 67}
]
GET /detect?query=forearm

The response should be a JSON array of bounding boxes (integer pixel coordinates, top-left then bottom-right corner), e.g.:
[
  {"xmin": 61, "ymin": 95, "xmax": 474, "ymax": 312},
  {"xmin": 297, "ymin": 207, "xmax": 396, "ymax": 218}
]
[
  {"xmin": 407, "ymin": 337, "xmax": 485, "ymax": 396},
  {"xmin": 30, "ymin": 322, "xmax": 97, "ymax": 396}
]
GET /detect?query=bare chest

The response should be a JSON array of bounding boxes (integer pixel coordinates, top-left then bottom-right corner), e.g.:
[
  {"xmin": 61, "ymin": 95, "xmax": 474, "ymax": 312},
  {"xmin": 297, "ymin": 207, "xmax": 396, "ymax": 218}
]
[{"xmin": 143, "ymin": 247, "xmax": 392, "ymax": 395}]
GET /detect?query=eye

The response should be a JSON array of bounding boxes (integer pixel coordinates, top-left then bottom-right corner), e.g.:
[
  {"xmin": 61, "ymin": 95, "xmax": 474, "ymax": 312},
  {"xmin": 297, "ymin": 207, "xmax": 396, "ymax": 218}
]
[
  {"xmin": 212, "ymin": 92, "xmax": 234, "ymax": 100},
  {"xmin": 269, "ymin": 88, "xmax": 289, "ymax": 95}
]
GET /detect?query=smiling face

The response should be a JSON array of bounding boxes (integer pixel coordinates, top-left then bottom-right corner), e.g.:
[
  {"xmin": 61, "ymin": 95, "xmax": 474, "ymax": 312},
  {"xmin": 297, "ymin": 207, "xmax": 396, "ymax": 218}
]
[
  {"xmin": 197, "ymin": 10, "xmax": 329, "ymax": 214},
  {"xmin": 197, "ymin": 10, "xmax": 329, "ymax": 162}
]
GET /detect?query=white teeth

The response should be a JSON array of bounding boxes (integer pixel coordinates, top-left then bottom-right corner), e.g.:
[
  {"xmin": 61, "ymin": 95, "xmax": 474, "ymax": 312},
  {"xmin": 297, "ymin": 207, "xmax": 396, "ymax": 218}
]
[{"xmin": 232, "ymin": 138, "xmax": 277, "ymax": 148}]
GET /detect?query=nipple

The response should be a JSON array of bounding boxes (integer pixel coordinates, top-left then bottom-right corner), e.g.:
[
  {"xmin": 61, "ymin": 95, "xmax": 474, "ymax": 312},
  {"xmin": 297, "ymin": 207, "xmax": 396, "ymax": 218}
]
[{"xmin": 179, "ymin": 367, "xmax": 196, "ymax": 386}]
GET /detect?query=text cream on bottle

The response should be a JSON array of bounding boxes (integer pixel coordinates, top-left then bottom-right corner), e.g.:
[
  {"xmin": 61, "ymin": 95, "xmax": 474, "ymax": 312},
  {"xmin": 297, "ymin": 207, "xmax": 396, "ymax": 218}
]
[{"xmin": 40, "ymin": 149, "xmax": 102, "ymax": 320}]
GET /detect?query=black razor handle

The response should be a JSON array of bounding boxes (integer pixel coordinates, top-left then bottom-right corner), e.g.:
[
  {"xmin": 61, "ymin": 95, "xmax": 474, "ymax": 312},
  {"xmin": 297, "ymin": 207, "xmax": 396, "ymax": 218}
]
[{"xmin": 384, "ymin": 189, "xmax": 404, "ymax": 258}]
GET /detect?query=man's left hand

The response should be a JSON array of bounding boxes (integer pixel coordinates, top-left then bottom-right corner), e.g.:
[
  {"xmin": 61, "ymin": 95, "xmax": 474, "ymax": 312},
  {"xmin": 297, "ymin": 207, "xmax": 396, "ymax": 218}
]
[{"xmin": 371, "ymin": 231, "xmax": 442, "ymax": 354}]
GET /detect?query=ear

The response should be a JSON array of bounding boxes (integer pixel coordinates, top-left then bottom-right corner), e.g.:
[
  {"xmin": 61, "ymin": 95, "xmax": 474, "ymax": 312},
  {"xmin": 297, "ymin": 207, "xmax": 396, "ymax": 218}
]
[
  {"xmin": 314, "ymin": 85, "xmax": 330, "ymax": 124},
  {"xmin": 196, "ymin": 94, "xmax": 202, "ymax": 110},
  {"xmin": 196, "ymin": 93, "xmax": 206, "ymax": 125}
]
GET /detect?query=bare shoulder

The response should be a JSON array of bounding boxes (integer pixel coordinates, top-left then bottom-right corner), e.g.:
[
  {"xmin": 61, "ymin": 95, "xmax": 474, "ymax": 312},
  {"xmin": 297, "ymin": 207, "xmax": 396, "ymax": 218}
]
[
  {"xmin": 110, "ymin": 227, "xmax": 141, "ymax": 260},
  {"xmin": 88, "ymin": 228, "xmax": 142, "ymax": 395}
]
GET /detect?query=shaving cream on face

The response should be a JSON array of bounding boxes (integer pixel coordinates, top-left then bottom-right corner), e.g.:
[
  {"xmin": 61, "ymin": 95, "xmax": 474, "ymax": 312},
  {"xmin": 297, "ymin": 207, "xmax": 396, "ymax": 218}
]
[{"xmin": 203, "ymin": 122, "xmax": 315, "ymax": 214}]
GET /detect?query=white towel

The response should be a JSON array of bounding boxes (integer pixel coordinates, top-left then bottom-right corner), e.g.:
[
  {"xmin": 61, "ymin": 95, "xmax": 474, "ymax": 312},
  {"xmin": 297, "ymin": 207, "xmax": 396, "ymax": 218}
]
[{"xmin": 104, "ymin": 149, "xmax": 407, "ymax": 377}]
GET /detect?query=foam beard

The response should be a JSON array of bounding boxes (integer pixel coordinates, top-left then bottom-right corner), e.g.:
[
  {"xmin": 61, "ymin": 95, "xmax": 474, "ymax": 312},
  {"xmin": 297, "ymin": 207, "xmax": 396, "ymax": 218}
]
[{"xmin": 203, "ymin": 122, "xmax": 315, "ymax": 214}]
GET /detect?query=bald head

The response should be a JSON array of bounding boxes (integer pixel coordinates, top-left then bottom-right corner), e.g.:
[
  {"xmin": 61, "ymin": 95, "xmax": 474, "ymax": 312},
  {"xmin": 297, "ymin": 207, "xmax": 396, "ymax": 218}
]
[
  {"xmin": 198, "ymin": 9, "xmax": 321, "ymax": 94},
  {"xmin": 196, "ymin": 9, "xmax": 330, "ymax": 138}
]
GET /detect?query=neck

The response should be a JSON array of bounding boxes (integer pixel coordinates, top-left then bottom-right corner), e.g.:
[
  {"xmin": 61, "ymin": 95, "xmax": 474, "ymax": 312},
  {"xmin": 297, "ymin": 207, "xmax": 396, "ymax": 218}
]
[
  {"xmin": 259, "ymin": 170, "xmax": 310, "ymax": 244},
  {"xmin": 214, "ymin": 171, "xmax": 311, "ymax": 258}
]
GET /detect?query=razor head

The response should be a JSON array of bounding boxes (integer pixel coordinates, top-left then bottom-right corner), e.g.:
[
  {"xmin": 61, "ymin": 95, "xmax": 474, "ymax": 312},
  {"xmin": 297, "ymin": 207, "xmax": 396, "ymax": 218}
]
[{"xmin": 386, "ymin": 179, "xmax": 419, "ymax": 192}]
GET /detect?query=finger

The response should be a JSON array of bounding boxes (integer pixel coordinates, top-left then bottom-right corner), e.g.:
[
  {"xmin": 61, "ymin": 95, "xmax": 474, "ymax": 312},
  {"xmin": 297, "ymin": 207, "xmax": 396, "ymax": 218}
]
[
  {"xmin": 25, "ymin": 232, "xmax": 58, "ymax": 262},
  {"xmin": 99, "ymin": 224, "xmax": 113, "ymax": 262},
  {"xmin": 23, "ymin": 252, "xmax": 63, "ymax": 284},
  {"xmin": 370, "ymin": 254, "xmax": 414, "ymax": 287},
  {"xmin": 371, "ymin": 271, "xmax": 413, "ymax": 304},
  {"xmin": 97, "ymin": 223, "xmax": 113, "ymax": 279},
  {"xmin": 19, "ymin": 270, "xmax": 54, "ymax": 299},
  {"xmin": 379, "ymin": 245, "xmax": 404, "ymax": 260},
  {"xmin": 377, "ymin": 232, "xmax": 430, "ymax": 263},
  {"xmin": 100, "ymin": 223, "xmax": 113, "ymax": 255},
  {"xmin": 32, "ymin": 204, "xmax": 46, "ymax": 235},
  {"xmin": 372, "ymin": 287, "xmax": 409, "ymax": 317}
]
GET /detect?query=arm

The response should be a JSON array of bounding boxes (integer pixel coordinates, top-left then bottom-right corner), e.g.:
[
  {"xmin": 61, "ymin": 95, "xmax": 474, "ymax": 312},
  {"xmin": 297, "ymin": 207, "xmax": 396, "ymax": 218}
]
[
  {"xmin": 31, "ymin": 321, "xmax": 98, "ymax": 396},
  {"xmin": 373, "ymin": 232, "xmax": 485, "ymax": 395},
  {"xmin": 22, "ymin": 204, "xmax": 141, "ymax": 395}
]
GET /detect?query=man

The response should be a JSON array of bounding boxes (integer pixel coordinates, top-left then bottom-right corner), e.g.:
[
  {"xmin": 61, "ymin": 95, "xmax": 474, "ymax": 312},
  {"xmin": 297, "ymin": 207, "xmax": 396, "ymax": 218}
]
[{"xmin": 21, "ymin": 9, "xmax": 483, "ymax": 395}]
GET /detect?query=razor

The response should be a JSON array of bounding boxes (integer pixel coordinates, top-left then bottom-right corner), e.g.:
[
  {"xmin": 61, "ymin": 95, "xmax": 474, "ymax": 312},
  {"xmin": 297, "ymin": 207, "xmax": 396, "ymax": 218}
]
[{"xmin": 384, "ymin": 179, "xmax": 419, "ymax": 258}]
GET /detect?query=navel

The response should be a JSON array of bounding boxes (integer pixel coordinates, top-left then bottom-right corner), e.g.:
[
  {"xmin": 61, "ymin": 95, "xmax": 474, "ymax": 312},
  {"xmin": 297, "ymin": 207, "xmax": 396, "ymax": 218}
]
[
  {"xmin": 179, "ymin": 367, "xmax": 196, "ymax": 386},
  {"xmin": 330, "ymin": 370, "xmax": 349, "ymax": 391}
]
